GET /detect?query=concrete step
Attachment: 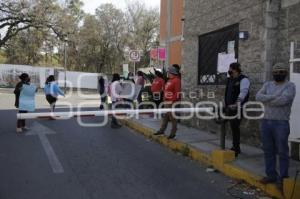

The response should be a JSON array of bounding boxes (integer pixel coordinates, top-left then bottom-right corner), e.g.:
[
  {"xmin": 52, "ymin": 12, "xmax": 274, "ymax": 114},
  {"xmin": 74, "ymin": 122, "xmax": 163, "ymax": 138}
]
[{"xmin": 289, "ymin": 138, "xmax": 300, "ymax": 161}]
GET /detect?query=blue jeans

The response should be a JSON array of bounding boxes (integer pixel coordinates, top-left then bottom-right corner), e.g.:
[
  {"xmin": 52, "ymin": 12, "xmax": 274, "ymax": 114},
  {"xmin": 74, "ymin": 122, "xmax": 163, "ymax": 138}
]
[{"xmin": 261, "ymin": 119, "xmax": 290, "ymax": 181}]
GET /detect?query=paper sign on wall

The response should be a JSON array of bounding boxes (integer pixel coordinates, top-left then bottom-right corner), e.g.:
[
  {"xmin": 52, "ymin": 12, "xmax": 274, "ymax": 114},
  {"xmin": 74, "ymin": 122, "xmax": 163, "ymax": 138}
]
[
  {"xmin": 227, "ymin": 41, "xmax": 235, "ymax": 54},
  {"xmin": 217, "ymin": 53, "xmax": 237, "ymax": 73}
]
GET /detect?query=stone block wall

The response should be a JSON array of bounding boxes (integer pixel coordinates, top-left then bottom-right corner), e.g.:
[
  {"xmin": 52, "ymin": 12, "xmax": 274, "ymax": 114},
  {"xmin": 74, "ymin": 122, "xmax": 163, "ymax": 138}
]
[
  {"xmin": 277, "ymin": 1, "xmax": 300, "ymax": 64},
  {"xmin": 181, "ymin": 0, "xmax": 292, "ymax": 146}
]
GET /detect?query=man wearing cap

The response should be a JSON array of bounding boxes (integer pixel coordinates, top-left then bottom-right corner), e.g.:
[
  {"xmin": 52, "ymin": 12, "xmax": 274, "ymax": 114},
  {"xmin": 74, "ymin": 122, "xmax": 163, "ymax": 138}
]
[
  {"xmin": 256, "ymin": 63, "xmax": 296, "ymax": 188},
  {"xmin": 154, "ymin": 65, "xmax": 181, "ymax": 139}
]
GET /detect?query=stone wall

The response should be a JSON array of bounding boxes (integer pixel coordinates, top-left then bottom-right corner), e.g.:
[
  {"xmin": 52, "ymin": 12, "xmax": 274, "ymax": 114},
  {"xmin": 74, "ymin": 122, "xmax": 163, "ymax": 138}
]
[
  {"xmin": 277, "ymin": 1, "xmax": 300, "ymax": 64},
  {"xmin": 181, "ymin": 0, "xmax": 298, "ymax": 146}
]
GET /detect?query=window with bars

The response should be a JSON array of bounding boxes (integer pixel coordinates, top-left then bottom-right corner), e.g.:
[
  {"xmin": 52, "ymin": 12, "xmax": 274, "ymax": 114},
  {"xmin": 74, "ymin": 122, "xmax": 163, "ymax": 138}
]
[{"xmin": 198, "ymin": 24, "xmax": 239, "ymax": 85}]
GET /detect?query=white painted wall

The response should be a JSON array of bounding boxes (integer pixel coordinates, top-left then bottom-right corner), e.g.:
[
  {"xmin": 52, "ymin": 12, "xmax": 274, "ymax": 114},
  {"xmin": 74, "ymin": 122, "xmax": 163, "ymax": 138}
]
[
  {"xmin": 290, "ymin": 72, "xmax": 300, "ymax": 139},
  {"xmin": 0, "ymin": 64, "xmax": 99, "ymax": 89},
  {"xmin": 282, "ymin": 0, "xmax": 300, "ymax": 8},
  {"xmin": 57, "ymin": 71, "xmax": 99, "ymax": 89}
]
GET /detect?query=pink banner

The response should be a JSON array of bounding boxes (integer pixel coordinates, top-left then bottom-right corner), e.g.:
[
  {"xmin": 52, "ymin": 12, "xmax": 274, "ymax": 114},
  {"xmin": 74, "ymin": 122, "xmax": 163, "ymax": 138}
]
[
  {"xmin": 150, "ymin": 48, "xmax": 166, "ymax": 61},
  {"xmin": 158, "ymin": 48, "xmax": 166, "ymax": 61},
  {"xmin": 150, "ymin": 49, "xmax": 158, "ymax": 59}
]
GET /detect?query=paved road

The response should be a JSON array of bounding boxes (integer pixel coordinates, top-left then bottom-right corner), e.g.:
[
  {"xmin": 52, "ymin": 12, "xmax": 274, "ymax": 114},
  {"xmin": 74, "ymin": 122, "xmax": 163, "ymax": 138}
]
[
  {"xmin": 0, "ymin": 89, "xmax": 101, "ymax": 110},
  {"xmin": 0, "ymin": 109, "xmax": 233, "ymax": 199}
]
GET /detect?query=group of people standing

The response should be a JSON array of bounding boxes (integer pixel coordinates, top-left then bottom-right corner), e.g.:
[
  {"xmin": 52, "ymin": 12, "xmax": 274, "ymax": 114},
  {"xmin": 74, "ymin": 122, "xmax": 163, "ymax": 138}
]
[
  {"xmin": 13, "ymin": 62, "xmax": 295, "ymax": 191},
  {"xmin": 14, "ymin": 74, "xmax": 64, "ymax": 133},
  {"xmin": 102, "ymin": 64, "xmax": 182, "ymax": 139},
  {"xmin": 224, "ymin": 62, "xmax": 295, "ymax": 191},
  {"xmin": 98, "ymin": 71, "xmax": 146, "ymax": 129}
]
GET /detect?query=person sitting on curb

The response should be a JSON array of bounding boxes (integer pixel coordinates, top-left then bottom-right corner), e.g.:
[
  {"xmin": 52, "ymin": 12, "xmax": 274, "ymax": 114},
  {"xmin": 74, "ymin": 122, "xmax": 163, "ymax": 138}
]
[
  {"xmin": 14, "ymin": 73, "xmax": 37, "ymax": 133},
  {"xmin": 154, "ymin": 65, "xmax": 181, "ymax": 139},
  {"xmin": 256, "ymin": 63, "xmax": 296, "ymax": 191}
]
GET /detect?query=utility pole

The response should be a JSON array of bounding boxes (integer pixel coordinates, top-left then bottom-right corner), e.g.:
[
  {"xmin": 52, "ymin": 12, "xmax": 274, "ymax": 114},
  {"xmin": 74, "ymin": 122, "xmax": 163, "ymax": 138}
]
[{"xmin": 63, "ymin": 39, "xmax": 67, "ymax": 94}]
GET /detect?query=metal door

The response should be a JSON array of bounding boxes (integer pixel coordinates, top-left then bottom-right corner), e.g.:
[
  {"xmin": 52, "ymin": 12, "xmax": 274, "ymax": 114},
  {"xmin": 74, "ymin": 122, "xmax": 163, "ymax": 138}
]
[{"xmin": 289, "ymin": 42, "xmax": 300, "ymax": 140}]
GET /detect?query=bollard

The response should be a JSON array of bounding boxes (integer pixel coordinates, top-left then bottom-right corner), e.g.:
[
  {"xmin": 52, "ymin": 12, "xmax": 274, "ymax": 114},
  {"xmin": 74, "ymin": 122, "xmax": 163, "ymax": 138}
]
[{"xmin": 220, "ymin": 120, "xmax": 227, "ymax": 150}]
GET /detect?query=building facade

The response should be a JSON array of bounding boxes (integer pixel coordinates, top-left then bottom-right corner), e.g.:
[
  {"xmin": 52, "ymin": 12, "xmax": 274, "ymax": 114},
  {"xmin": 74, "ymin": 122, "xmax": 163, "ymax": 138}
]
[
  {"xmin": 160, "ymin": 0, "xmax": 184, "ymax": 65},
  {"xmin": 180, "ymin": 0, "xmax": 300, "ymax": 145}
]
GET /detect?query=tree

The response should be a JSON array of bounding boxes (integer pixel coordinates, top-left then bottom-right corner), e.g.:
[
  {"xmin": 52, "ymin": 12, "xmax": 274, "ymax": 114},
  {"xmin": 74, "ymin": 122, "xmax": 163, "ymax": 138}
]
[
  {"xmin": 0, "ymin": 0, "xmax": 160, "ymax": 74},
  {"xmin": 94, "ymin": 3, "xmax": 128, "ymax": 73},
  {"xmin": 0, "ymin": 0, "xmax": 62, "ymax": 47},
  {"xmin": 5, "ymin": 28, "xmax": 45, "ymax": 65},
  {"xmin": 1, "ymin": 0, "xmax": 85, "ymax": 67},
  {"xmin": 77, "ymin": 14, "xmax": 102, "ymax": 72},
  {"xmin": 126, "ymin": 1, "xmax": 160, "ymax": 69}
]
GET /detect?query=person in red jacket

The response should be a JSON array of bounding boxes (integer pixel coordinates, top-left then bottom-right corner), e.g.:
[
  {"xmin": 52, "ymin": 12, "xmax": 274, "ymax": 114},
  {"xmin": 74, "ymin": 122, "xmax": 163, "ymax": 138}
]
[
  {"xmin": 154, "ymin": 65, "xmax": 181, "ymax": 139},
  {"xmin": 151, "ymin": 69, "xmax": 165, "ymax": 108}
]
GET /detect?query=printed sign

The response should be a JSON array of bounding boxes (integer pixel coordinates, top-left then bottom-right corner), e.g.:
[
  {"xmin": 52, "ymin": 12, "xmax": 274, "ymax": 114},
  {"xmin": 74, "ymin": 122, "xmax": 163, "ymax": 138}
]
[{"xmin": 129, "ymin": 50, "xmax": 140, "ymax": 62}]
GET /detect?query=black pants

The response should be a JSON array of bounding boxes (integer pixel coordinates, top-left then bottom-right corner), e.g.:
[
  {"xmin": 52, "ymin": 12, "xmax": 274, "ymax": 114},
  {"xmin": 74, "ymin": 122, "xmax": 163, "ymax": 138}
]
[
  {"xmin": 17, "ymin": 110, "xmax": 27, "ymax": 128},
  {"xmin": 152, "ymin": 92, "xmax": 163, "ymax": 108},
  {"xmin": 229, "ymin": 118, "xmax": 242, "ymax": 150},
  {"xmin": 226, "ymin": 108, "xmax": 242, "ymax": 150},
  {"xmin": 111, "ymin": 102, "xmax": 121, "ymax": 126},
  {"xmin": 100, "ymin": 96, "xmax": 107, "ymax": 110},
  {"xmin": 46, "ymin": 95, "xmax": 57, "ymax": 111}
]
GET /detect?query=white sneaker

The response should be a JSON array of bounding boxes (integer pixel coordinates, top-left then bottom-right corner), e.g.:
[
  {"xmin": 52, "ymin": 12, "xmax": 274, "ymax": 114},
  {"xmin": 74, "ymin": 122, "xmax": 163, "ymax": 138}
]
[
  {"xmin": 16, "ymin": 128, "xmax": 23, "ymax": 133},
  {"xmin": 22, "ymin": 127, "xmax": 30, "ymax": 131}
]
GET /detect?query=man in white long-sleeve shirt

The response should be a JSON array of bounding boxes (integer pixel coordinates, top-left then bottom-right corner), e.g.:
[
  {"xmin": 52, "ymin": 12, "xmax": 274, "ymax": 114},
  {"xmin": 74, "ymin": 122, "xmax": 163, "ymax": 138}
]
[{"xmin": 224, "ymin": 63, "xmax": 250, "ymax": 157}]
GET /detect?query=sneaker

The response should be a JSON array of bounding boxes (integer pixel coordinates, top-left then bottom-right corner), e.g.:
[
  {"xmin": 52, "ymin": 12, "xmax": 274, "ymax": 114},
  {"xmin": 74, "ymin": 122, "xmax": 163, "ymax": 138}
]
[
  {"xmin": 276, "ymin": 181, "xmax": 284, "ymax": 194},
  {"xmin": 259, "ymin": 177, "xmax": 277, "ymax": 184},
  {"xmin": 111, "ymin": 123, "xmax": 122, "ymax": 129},
  {"xmin": 16, "ymin": 128, "xmax": 23, "ymax": 133},
  {"xmin": 154, "ymin": 131, "xmax": 164, "ymax": 136},
  {"xmin": 230, "ymin": 147, "xmax": 241, "ymax": 157},
  {"xmin": 167, "ymin": 134, "xmax": 176, "ymax": 139},
  {"xmin": 22, "ymin": 126, "xmax": 30, "ymax": 131}
]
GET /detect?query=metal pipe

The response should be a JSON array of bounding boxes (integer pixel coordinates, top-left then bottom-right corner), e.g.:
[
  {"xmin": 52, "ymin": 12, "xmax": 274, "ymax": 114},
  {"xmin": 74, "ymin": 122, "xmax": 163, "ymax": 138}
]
[
  {"xmin": 17, "ymin": 108, "xmax": 213, "ymax": 120},
  {"xmin": 64, "ymin": 41, "xmax": 67, "ymax": 94}
]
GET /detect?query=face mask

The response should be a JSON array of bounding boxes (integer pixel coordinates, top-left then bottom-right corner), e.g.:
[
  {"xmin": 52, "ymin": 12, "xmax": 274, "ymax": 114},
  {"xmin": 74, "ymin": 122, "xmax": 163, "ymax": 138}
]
[
  {"xmin": 273, "ymin": 74, "xmax": 286, "ymax": 82},
  {"xmin": 228, "ymin": 70, "xmax": 233, "ymax": 77}
]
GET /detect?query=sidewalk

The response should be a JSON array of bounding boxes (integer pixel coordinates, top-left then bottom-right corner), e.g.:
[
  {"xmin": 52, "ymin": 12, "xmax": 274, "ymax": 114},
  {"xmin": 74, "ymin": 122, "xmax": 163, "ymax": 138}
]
[{"xmin": 122, "ymin": 117, "xmax": 300, "ymax": 199}]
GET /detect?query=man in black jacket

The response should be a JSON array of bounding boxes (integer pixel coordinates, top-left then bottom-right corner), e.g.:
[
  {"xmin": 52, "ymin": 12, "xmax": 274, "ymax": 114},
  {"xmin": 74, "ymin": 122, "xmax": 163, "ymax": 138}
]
[{"xmin": 224, "ymin": 63, "xmax": 250, "ymax": 157}]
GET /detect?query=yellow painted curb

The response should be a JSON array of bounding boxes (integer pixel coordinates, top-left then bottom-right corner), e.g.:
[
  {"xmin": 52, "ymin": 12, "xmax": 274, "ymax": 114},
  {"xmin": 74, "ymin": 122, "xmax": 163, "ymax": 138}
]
[{"xmin": 121, "ymin": 119, "xmax": 300, "ymax": 199}]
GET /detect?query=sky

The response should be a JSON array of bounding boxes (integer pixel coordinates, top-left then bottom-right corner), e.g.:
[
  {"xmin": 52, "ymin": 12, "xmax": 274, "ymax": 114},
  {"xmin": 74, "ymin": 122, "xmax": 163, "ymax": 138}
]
[{"xmin": 81, "ymin": 0, "xmax": 160, "ymax": 14}]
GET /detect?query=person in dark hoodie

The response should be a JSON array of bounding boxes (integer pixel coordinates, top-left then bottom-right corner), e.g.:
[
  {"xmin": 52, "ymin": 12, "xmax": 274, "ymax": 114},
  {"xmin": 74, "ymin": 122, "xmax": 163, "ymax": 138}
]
[{"xmin": 14, "ymin": 73, "xmax": 36, "ymax": 133}]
